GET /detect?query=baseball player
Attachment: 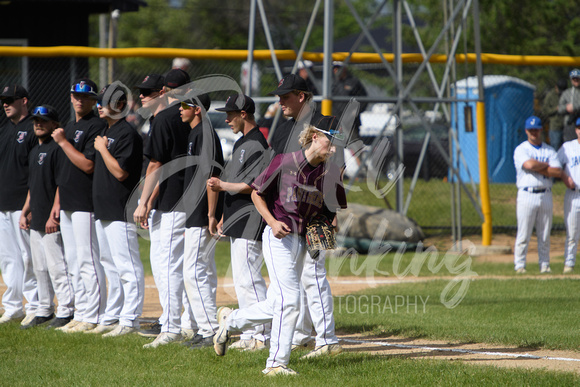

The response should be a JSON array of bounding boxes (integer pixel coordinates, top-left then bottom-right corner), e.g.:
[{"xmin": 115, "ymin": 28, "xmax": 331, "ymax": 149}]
[
  {"xmin": 0, "ymin": 85, "xmax": 40, "ymax": 327},
  {"xmin": 52, "ymin": 79, "xmax": 108, "ymax": 332},
  {"xmin": 91, "ymin": 84, "xmax": 145, "ymax": 336},
  {"xmin": 513, "ymin": 116, "xmax": 562, "ymax": 274},
  {"xmin": 207, "ymin": 94, "xmax": 270, "ymax": 351},
  {"xmin": 179, "ymin": 93, "xmax": 224, "ymax": 348},
  {"xmin": 214, "ymin": 121, "xmax": 347, "ymax": 376},
  {"xmin": 557, "ymin": 117, "xmax": 580, "ymax": 274},
  {"xmin": 269, "ymin": 75, "xmax": 344, "ymax": 356},
  {"xmin": 134, "ymin": 69, "xmax": 196, "ymax": 348},
  {"xmin": 19, "ymin": 105, "xmax": 74, "ymax": 329}
]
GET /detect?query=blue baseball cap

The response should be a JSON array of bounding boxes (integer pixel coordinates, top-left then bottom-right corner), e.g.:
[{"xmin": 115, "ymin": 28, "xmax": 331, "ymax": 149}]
[
  {"xmin": 524, "ymin": 116, "xmax": 542, "ymax": 130},
  {"xmin": 570, "ymin": 69, "xmax": 580, "ymax": 79},
  {"xmin": 575, "ymin": 118, "xmax": 580, "ymax": 127}
]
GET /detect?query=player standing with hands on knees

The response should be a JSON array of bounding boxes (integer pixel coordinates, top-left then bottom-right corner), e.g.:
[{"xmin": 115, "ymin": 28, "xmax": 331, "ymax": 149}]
[
  {"xmin": 20, "ymin": 105, "xmax": 74, "ymax": 329},
  {"xmin": 557, "ymin": 117, "xmax": 580, "ymax": 274},
  {"xmin": 214, "ymin": 120, "xmax": 347, "ymax": 376},
  {"xmin": 513, "ymin": 116, "xmax": 562, "ymax": 274}
]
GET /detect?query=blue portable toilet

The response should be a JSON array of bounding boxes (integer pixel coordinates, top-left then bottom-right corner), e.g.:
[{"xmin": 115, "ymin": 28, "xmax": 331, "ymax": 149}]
[{"xmin": 451, "ymin": 75, "xmax": 535, "ymax": 183}]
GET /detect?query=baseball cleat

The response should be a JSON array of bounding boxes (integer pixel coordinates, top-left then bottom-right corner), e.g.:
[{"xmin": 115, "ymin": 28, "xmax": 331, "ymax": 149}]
[
  {"xmin": 65, "ymin": 322, "xmax": 97, "ymax": 333},
  {"xmin": 243, "ymin": 338, "xmax": 268, "ymax": 352},
  {"xmin": 0, "ymin": 312, "xmax": 25, "ymax": 325},
  {"xmin": 56, "ymin": 319, "xmax": 81, "ymax": 331},
  {"xmin": 21, "ymin": 314, "xmax": 54, "ymax": 330},
  {"xmin": 262, "ymin": 365, "xmax": 298, "ymax": 376},
  {"xmin": 300, "ymin": 343, "xmax": 343, "ymax": 359},
  {"xmin": 84, "ymin": 323, "xmax": 119, "ymax": 334},
  {"xmin": 540, "ymin": 265, "xmax": 552, "ymax": 274},
  {"xmin": 138, "ymin": 321, "xmax": 162, "ymax": 338},
  {"xmin": 143, "ymin": 332, "xmax": 180, "ymax": 348},
  {"xmin": 229, "ymin": 339, "xmax": 253, "ymax": 350},
  {"xmin": 180, "ymin": 328, "xmax": 196, "ymax": 340},
  {"xmin": 213, "ymin": 306, "xmax": 232, "ymax": 356},
  {"xmin": 563, "ymin": 265, "xmax": 574, "ymax": 274},
  {"xmin": 182, "ymin": 334, "xmax": 215, "ymax": 349},
  {"xmin": 515, "ymin": 268, "xmax": 527, "ymax": 274},
  {"xmin": 103, "ymin": 325, "xmax": 138, "ymax": 337},
  {"xmin": 20, "ymin": 313, "xmax": 36, "ymax": 327},
  {"xmin": 47, "ymin": 316, "xmax": 73, "ymax": 329}
]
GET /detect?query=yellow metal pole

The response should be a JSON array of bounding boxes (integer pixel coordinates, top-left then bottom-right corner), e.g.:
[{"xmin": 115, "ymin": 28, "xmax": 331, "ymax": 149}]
[
  {"xmin": 321, "ymin": 99, "xmax": 332, "ymax": 116},
  {"xmin": 477, "ymin": 101, "xmax": 492, "ymax": 245}
]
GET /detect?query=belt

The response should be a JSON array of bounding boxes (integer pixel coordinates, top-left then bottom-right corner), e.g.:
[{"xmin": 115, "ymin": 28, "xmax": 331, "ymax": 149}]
[{"xmin": 523, "ymin": 187, "xmax": 549, "ymax": 193}]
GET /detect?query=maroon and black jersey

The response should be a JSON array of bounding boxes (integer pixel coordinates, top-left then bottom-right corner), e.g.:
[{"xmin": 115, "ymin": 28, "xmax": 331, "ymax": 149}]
[{"xmin": 252, "ymin": 150, "xmax": 347, "ymax": 236}]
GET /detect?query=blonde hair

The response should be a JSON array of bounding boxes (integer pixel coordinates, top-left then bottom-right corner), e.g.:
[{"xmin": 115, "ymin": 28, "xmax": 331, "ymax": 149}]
[
  {"xmin": 291, "ymin": 89, "xmax": 313, "ymax": 102},
  {"xmin": 298, "ymin": 124, "xmax": 318, "ymax": 148}
]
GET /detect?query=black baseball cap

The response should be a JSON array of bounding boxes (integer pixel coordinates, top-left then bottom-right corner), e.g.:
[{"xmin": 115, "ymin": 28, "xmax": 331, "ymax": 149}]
[
  {"xmin": 70, "ymin": 78, "xmax": 98, "ymax": 98},
  {"xmin": 215, "ymin": 94, "xmax": 255, "ymax": 115},
  {"xmin": 183, "ymin": 92, "xmax": 211, "ymax": 112},
  {"xmin": 135, "ymin": 74, "xmax": 164, "ymax": 90},
  {"xmin": 31, "ymin": 105, "xmax": 59, "ymax": 122},
  {"xmin": 0, "ymin": 84, "xmax": 28, "ymax": 100},
  {"xmin": 164, "ymin": 69, "xmax": 191, "ymax": 88},
  {"xmin": 313, "ymin": 115, "xmax": 345, "ymax": 145},
  {"xmin": 97, "ymin": 83, "xmax": 127, "ymax": 106},
  {"xmin": 269, "ymin": 74, "xmax": 309, "ymax": 95}
]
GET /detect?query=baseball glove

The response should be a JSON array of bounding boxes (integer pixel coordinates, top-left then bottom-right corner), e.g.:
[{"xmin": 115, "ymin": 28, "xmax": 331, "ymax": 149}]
[{"xmin": 305, "ymin": 215, "xmax": 336, "ymax": 260}]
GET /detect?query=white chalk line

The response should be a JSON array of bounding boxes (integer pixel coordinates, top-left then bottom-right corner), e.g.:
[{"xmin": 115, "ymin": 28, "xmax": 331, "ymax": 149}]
[{"xmin": 341, "ymin": 338, "xmax": 580, "ymax": 363}]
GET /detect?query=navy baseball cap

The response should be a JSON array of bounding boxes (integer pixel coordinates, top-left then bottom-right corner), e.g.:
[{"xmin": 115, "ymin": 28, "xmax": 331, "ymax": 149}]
[
  {"xmin": 524, "ymin": 116, "xmax": 542, "ymax": 130},
  {"xmin": 215, "ymin": 94, "xmax": 255, "ymax": 115},
  {"xmin": 31, "ymin": 105, "xmax": 59, "ymax": 122},
  {"xmin": 314, "ymin": 115, "xmax": 345, "ymax": 145},
  {"xmin": 71, "ymin": 79, "xmax": 98, "ymax": 98},
  {"xmin": 164, "ymin": 69, "xmax": 190, "ymax": 88},
  {"xmin": 570, "ymin": 69, "xmax": 580, "ymax": 79},
  {"xmin": 135, "ymin": 74, "xmax": 164, "ymax": 90},
  {"xmin": 575, "ymin": 117, "xmax": 580, "ymax": 127},
  {"xmin": 269, "ymin": 74, "xmax": 309, "ymax": 95},
  {"xmin": 0, "ymin": 84, "xmax": 28, "ymax": 100}
]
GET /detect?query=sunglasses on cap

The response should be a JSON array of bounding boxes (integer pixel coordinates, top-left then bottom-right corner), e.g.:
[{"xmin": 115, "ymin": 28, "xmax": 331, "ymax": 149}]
[
  {"xmin": 2, "ymin": 97, "xmax": 22, "ymax": 105},
  {"xmin": 33, "ymin": 106, "xmax": 49, "ymax": 116},
  {"xmin": 140, "ymin": 88, "xmax": 160, "ymax": 97},
  {"xmin": 180, "ymin": 101, "xmax": 197, "ymax": 110},
  {"xmin": 71, "ymin": 82, "xmax": 97, "ymax": 94},
  {"xmin": 314, "ymin": 127, "xmax": 346, "ymax": 141}
]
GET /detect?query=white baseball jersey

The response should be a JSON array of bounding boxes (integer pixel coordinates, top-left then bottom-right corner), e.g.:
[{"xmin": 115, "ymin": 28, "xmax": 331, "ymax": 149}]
[
  {"xmin": 558, "ymin": 139, "xmax": 580, "ymax": 268},
  {"xmin": 558, "ymin": 140, "xmax": 580, "ymax": 185},
  {"xmin": 514, "ymin": 141, "xmax": 560, "ymax": 188}
]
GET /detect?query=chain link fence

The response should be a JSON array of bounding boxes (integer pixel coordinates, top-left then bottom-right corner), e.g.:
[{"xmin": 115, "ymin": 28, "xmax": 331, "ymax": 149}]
[{"xmin": 0, "ymin": 52, "xmax": 568, "ymax": 236}]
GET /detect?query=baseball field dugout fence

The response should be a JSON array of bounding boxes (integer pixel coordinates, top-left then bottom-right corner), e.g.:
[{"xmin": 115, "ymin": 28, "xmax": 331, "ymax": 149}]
[{"xmin": 0, "ymin": 46, "xmax": 577, "ymax": 238}]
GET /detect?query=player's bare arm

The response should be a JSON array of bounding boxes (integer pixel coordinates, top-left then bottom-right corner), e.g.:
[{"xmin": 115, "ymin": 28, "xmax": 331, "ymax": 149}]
[
  {"xmin": 52, "ymin": 127, "xmax": 95, "ymax": 174},
  {"xmin": 561, "ymin": 171, "xmax": 576, "ymax": 189},
  {"xmin": 207, "ymin": 177, "xmax": 252, "ymax": 194},
  {"xmin": 133, "ymin": 159, "xmax": 162, "ymax": 224},
  {"xmin": 19, "ymin": 191, "xmax": 31, "ymax": 231},
  {"xmin": 49, "ymin": 187, "xmax": 60, "ymax": 224},
  {"xmin": 251, "ymin": 190, "xmax": 290, "ymax": 239},
  {"xmin": 522, "ymin": 159, "xmax": 549, "ymax": 172},
  {"xmin": 207, "ymin": 182, "xmax": 219, "ymax": 236},
  {"xmin": 94, "ymin": 135, "xmax": 129, "ymax": 181}
]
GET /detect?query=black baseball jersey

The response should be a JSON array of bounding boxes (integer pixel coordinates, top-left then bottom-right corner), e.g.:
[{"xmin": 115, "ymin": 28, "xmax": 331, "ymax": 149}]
[
  {"xmin": 221, "ymin": 127, "xmax": 269, "ymax": 240},
  {"xmin": 93, "ymin": 118, "xmax": 143, "ymax": 222},
  {"xmin": 0, "ymin": 115, "xmax": 37, "ymax": 211},
  {"xmin": 56, "ymin": 111, "xmax": 106, "ymax": 212},
  {"xmin": 28, "ymin": 137, "xmax": 59, "ymax": 232},
  {"xmin": 184, "ymin": 121, "xmax": 224, "ymax": 228},
  {"xmin": 270, "ymin": 110, "xmax": 325, "ymax": 155},
  {"xmin": 144, "ymin": 103, "xmax": 190, "ymax": 212}
]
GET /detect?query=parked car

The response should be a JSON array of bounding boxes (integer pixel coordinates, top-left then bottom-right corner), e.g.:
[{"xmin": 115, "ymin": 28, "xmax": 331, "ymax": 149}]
[{"xmin": 363, "ymin": 122, "xmax": 450, "ymax": 180}]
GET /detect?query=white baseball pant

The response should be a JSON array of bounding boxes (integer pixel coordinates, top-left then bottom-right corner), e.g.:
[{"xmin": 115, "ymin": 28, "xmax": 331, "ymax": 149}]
[
  {"xmin": 230, "ymin": 237, "xmax": 269, "ymax": 342},
  {"xmin": 60, "ymin": 211, "xmax": 106, "ymax": 324},
  {"xmin": 227, "ymin": 226, "xmax": 305, "ymax": 368},
  {"xmin": 564, "ymin": 189, "xmax": 580, "ymax": 268},
  {"xmin": 514, "ymin": 190, "xmax": 553, "ymax": 270},
  {"xmin": 0, "ymin": 210, "xmax": 38, "ymax": 318},
  {"xmin": 148, "ymin": 209, "xmax": 196, "ymax": 332},
  {"xmin": 183, "ymin": 226, "xmax": 218, "ymax": 338},
  {"xmin": 292, "ymin": 250, "xmax": 339, "ymax": 347},
  {"xmin": 29, "ymin": 230, "xmax": 74, "ymax": 318},
  {"xmin": 97, "ymin": 220, "xmax": 144, "ymax": 327},
  {"xmin": 95, "ymin": 221, "xmax": 123, "ymax": 325}
]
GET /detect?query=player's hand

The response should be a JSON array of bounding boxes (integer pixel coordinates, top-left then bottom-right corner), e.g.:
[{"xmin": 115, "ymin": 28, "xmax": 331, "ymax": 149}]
[
  {"xmin": 133, "ymin": 203, "xmax": 149, "ymax": 229},
  {"xmin": 49, "ymin": 206, "xmax": 60, "ymax": 225},
  {"xmin": 208, "ymin": 215, "xmax": 218, "ymax": 236},
  {"xmin": 215, "ymin": 218, "xmax": 225, "ymax": 239},
  {"xmin": 51, "ymin": 128, "xmax": 66, "ymax": 145},
  {"xmin": 564, "ymin": 175, "xmax": 576, "ymax": 190},
  {"xmin": 45, "ymin": 218, "xmax": 59, "ymax": 234},
  {"xmin": 207, "ymin": 177, "xmax": 222, "ymax": 192},
  {"xmin": 94, "ymin": 136, "xmax": 108, "ymax": 153},
  {"xmin": 567, "ymin": 103, "xmax": 575, "ymax": 114},
  {"xmin": 271, "ymin": 220, "xmax": 291, "ymax": 239},
  {"xmin": 19, "ymin": 214, "xmax": 29, "ymax": 230}
]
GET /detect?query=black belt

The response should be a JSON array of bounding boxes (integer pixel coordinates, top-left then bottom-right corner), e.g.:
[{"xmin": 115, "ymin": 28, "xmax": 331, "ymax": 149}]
[{"xmin": 523, "ymin": 187, "xmax": 549, "ymax": 193}]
